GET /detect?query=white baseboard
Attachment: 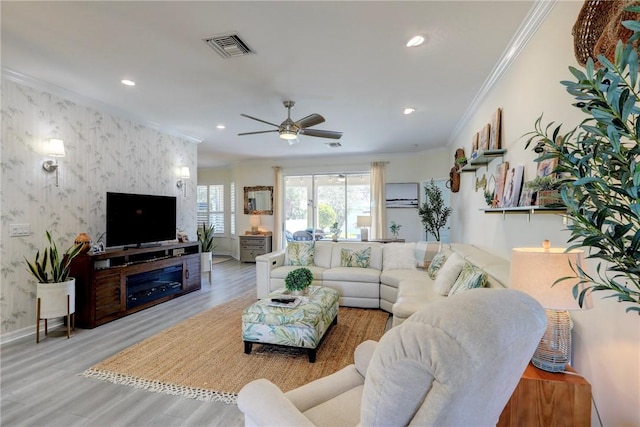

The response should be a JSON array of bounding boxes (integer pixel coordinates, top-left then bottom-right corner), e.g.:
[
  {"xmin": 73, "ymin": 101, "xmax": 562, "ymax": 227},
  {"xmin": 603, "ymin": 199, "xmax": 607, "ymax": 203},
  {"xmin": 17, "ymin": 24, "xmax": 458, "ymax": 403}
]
[{"xmin": 1, "ymin": 319, "xmax": 64, "ymax": 346}]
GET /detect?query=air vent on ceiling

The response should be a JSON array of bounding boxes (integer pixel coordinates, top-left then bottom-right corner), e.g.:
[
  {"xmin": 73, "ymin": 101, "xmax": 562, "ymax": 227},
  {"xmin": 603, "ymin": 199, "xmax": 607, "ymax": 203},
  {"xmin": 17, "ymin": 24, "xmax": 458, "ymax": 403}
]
[
  {"xmin": 203, "ymin": 33, "xmax": 254, "ymax": 58},
  {"xmin": 325, "ymin": 142, "xmax": 342, "ymax": 148}
]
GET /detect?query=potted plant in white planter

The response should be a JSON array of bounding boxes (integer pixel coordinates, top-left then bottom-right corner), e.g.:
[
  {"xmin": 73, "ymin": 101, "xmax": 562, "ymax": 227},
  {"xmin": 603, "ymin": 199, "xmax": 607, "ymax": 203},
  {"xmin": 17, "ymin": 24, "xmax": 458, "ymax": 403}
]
[
  {"xmin": 198, "ymin": 223, "xmax": 216, "ymax": 285},
  {"xmin": 285, "ymin": 267, "xmax": 314, "ymax": 296},
  {"xmin": 25, "ymin": 231, "xmax": 83, "ymax": 342}
]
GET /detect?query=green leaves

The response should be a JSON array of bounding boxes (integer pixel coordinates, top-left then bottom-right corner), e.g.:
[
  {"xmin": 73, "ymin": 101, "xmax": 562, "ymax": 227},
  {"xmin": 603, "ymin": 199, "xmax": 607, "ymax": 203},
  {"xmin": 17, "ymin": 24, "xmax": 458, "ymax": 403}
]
[
  {"xmin": 24, "ymin": 231, "xmax": 83, "ymax": 283},
  {"xmin": 522, "ymin": 16, "xmax": 640, "ymax": 313},
  {"xmin": 417, "ymin": 179, "xmax": 451, "ymax": 241}
]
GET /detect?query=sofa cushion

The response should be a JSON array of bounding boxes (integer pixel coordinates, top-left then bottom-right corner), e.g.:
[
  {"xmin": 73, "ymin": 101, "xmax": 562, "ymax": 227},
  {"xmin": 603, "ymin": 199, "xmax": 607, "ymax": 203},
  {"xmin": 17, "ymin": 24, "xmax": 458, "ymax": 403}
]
[
  {"xmin": 323, "ymin": 267, "xmax": 381, "ymax": 283},
  {"xmin": 448, "ymin": 263, "xmax": 488, "ymax": 296},
  {"xmin": 286, "ymin": 241, "xmax": 315, "ymax": 266},
  {"xmin": 341, "ymin": 247, "xmax": 372, "ymax": 268},
  {"xmin": 433, "ymin": 253, "xmax": 465, "ymax": 296},
  {"xmin": 383, "ymin": 243, "xmax": 417, "ymax": 271},
  {"xmin": 380, "ymin": 269, "xmax": 429, "ymax": 288},
  {"xmin": 426, "ymin": 252, "xmax": 446, "ymax": 279},
  {"xmin": 271, "ymin": 265, "xmax": 326, "ymax": 280}
]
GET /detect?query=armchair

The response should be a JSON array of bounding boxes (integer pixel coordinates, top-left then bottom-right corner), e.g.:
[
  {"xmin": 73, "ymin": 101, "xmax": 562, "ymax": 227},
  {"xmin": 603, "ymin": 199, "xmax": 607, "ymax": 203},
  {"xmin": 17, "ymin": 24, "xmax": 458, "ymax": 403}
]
[{"xmin": 238, "ymin": 288, "xmax": 547, "ymax": 426}]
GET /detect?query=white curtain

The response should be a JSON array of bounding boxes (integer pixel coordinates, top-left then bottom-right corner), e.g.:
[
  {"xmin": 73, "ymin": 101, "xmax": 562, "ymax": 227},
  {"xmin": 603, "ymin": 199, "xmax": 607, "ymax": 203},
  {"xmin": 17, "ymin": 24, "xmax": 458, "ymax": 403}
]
[
  {"xmin": 273, "ymin": 166, "xmax": 283, "ymax": 250},
  {"xmin": 370, "ymin": 161, "xmax": 387, "ymax": 239}
]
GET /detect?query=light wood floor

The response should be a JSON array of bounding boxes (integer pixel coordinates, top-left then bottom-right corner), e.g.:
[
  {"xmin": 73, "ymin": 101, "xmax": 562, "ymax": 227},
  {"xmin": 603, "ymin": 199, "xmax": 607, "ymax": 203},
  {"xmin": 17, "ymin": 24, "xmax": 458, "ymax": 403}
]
[{"xmin": 1, "ymin": 259, "xmax": 256, "ymax": 427}]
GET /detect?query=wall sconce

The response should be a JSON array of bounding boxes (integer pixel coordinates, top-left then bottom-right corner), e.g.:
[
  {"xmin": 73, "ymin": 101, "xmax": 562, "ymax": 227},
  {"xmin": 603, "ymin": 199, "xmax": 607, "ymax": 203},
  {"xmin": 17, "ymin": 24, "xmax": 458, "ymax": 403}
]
[
  {"xmin": 176, "ymin": 166, "xmax": 190, "ymax": 197},
  {"xmin": 42, "ymin": 138, "xmax": 65, "ymax": 187}
]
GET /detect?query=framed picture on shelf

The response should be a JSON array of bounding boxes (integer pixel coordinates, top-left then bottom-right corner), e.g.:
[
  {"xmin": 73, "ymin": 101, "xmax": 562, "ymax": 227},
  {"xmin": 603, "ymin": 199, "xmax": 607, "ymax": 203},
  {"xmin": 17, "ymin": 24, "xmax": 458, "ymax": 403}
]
[
  {"xmin": 494, "ymin": 162, "xmax": 509, "ymax": 208},
  {"xmin": 479, "ymin": 123, "xmax": 491, "ymax": 150},
  {"xmin": 537, "ymin": 155, "xmax": 558, "ymax": 177},
  {"xmin": 519, "ymin": 187, "xmax": 536, "ymax": 207},
  {"xmin": 471, "ymin": 132, "xmax": 479, "ymax": 159},
  {"xmin": 490, "ymin": 108, "xmax": 502, "ymax": 150},
  {"xmin": 502, "ymin": 165, "xmax": 524, "ymax": 208}
]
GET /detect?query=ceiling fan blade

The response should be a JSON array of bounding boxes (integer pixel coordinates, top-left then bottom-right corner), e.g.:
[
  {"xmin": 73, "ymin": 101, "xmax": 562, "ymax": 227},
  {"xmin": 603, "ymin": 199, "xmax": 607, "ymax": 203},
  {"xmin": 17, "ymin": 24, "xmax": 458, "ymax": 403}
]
[
  {"xmin": 299, "ymin": 129, "xmax": 343, "ymax": 139},
  {"xmin": 295, "ymin": 113, "xmax": 325, "ymax": 129},
  {"xmin": 240, "ymin": 113, "xmax": 280, "ymax": 128},
  {"xmin": 238, "ymin": 130, "xmax": 279, "ymax": 136}
]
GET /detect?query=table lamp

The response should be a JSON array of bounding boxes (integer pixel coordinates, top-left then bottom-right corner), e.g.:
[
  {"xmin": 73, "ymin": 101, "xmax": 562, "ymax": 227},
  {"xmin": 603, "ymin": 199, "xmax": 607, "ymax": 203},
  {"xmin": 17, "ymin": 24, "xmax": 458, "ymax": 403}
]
[
  {"xmin": 249, "ymin": 215, "xmax": 261, "ymax": 234},
  {"xmin": 509, "ymin": 240, "xmax": 592, "ymax": 372},
  {"xmin": 357, "ymin": 216, "xmax": 371, "ymax": 241}
]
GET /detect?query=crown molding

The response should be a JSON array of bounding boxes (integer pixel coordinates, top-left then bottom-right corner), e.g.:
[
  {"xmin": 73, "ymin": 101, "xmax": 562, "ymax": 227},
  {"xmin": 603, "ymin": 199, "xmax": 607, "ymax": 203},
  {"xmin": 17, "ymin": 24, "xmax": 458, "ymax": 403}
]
[
  {"xmin": 2, "ymin": 67, "xmax": 203, "ymax": 144},
  {"xmin": 448, "ymin": 0, "xmax": 558, "ymax": 146}
]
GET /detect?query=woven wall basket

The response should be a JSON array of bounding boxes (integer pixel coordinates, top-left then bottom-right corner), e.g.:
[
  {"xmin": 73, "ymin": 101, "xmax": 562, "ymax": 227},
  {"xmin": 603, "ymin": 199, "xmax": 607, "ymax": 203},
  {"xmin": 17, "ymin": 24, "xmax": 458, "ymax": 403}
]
[{"xmin": 573, "ymin": 0, "xmax": 640, "ymax": 67}]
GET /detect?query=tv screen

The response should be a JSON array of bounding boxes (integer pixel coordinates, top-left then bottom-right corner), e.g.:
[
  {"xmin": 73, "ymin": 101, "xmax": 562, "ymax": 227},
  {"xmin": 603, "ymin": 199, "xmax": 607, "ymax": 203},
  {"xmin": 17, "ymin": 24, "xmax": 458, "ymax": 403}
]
[{"xmin": 106, "ymin": 192, "xmax": 177, "ymax": 248}]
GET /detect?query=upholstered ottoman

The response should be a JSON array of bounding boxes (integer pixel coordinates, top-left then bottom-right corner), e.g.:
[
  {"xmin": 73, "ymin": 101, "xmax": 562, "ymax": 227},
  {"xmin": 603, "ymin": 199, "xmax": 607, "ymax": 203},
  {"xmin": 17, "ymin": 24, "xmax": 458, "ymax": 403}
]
[{"xmin": 242, "ymin": 286, "xmax": 339, "ymax": 362}]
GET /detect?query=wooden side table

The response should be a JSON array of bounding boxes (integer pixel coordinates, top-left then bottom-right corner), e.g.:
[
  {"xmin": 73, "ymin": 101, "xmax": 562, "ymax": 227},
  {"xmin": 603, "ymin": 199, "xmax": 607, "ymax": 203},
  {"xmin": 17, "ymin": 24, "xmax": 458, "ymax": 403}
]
[{"xmin": 498, "ymin": 363, "xmax": 592, "ymax": 427}]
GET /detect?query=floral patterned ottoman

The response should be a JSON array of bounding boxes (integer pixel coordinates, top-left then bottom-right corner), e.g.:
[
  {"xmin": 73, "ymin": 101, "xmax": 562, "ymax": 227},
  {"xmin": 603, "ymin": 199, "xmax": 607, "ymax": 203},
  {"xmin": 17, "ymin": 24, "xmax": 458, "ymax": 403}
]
[{"xmin": 242, "ymin": 286, "xmax": 340, "ymax": 363}]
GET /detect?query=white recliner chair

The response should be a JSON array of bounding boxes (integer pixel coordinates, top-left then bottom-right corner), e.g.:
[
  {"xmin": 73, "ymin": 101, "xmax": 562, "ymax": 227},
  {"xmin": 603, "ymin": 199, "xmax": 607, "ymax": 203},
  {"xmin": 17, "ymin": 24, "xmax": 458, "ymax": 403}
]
[{"xmin": 238, "ymin": 288, "xmax": 547, "ymax": 427}]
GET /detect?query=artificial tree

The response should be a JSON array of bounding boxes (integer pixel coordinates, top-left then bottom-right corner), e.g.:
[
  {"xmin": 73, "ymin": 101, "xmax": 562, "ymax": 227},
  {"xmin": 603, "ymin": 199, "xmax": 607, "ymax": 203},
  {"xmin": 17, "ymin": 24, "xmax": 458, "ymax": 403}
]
[
  {"xmin": 524, "ymin": 11, "xmax": 640, "ymax": 313},
  {"xmin": 417, "ymin": 180, "xmax": 452, "ymax": 242}
]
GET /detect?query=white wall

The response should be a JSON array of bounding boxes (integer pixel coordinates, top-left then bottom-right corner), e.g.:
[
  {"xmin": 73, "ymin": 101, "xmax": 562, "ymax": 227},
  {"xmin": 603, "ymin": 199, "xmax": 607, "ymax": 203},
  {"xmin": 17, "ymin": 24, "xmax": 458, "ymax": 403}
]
[
  {"xmin": 0, "ymin": 78, "xmax": 197, "ymax": 339},
  {"xmin": 197, "ymin": 148, "xmax": 451, "ymax": 248},
  {"xmin": 451, "ymin": 2, "xmax": 639, "ymax": 425}
]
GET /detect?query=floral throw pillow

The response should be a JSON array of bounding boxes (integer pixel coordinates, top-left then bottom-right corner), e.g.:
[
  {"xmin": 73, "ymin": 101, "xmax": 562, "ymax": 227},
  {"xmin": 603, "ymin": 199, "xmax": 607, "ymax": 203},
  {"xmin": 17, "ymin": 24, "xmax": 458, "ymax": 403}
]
[
  {"xmin": 340, "ymin": 247, "xmax": 371, "ymax": 268},
  {"xmin": 448, "ymin": 263, "xmax": 488, "ymax": 296},
  {"xmin": 426, "ymin": 252, "xmax": 446, "ymax": 279},
  {"xmin": 286, "ymin": 241, "xmax": 315, "ymax": 266}
]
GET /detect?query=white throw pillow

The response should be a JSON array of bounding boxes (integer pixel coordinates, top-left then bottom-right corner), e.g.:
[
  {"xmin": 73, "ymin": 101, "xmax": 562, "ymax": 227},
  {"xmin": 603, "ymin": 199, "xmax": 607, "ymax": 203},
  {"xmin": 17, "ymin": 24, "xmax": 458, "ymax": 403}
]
[
  {"xmin": 434, "ymin": 253, "xmax": 465, "ymax": 296},
  {"xmin": 383, "ymin": 243, "xmax": 417, "ymax": 271}
]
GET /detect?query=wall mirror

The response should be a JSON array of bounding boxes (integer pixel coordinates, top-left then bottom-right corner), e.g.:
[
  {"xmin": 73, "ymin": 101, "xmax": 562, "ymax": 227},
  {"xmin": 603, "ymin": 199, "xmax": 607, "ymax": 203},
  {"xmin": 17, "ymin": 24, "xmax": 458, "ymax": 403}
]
[{"xmin": 244, "ymin": 186, "xmax": 273, "ymax": 215}]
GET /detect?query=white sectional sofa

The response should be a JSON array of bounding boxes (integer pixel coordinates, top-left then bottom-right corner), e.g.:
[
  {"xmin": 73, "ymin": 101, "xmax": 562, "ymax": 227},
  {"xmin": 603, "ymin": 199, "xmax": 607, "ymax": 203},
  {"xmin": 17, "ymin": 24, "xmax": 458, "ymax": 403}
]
[{"xmin": 255, "ymin": 240, "xmax": 510, "ymax": 326}]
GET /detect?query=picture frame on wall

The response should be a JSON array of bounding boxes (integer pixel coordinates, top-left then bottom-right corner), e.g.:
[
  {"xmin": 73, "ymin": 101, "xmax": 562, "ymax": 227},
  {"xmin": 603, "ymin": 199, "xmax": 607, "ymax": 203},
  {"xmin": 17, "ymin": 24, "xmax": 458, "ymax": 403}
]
[
  {"xmin": 502, "ymin": 165, "xmax": 524, "ymax": 208},
  {"xmin": 385, "ymin": 183, "xmax": 419, "ymax": 208},
  {"xmin": 519, "ymin": 187, "xmax": 536, "ymax": 207},
  {"xmin": 479, "ymin": 123, "xmax": 491, "ymax": 150},
  {"xmin": 489, "ymin": 108, "xmax": 502, "ymax": 150}
]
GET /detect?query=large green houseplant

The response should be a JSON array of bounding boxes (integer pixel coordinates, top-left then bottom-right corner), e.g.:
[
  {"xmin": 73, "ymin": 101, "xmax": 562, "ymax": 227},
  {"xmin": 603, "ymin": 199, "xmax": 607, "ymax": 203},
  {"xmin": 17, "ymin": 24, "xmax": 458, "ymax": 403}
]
[
  {"xmin": 25, "ymin": 231, "xmax": 83, "ymax": 284},
  {"xmin": 524, "ymin": 9, "xmax": 640, "ymax": 314},
  {"xmin": 417, "ymin": 180, "xmax": 452, "ymax": 241}
]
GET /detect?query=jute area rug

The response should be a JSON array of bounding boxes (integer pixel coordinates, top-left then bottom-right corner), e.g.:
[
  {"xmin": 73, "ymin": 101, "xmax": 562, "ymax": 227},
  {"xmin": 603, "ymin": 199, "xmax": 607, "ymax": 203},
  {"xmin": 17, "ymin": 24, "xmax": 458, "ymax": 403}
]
[{"xmin": 82, "ymin": 290, "xmax": 389, "ymax": 404}]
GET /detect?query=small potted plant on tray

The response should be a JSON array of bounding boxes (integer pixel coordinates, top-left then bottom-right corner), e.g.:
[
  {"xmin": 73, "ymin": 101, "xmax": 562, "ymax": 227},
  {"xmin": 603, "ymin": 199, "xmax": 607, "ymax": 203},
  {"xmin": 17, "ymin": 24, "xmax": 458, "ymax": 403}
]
[
  {"xmin": 285, "ymin": 267, "xmax": 314, "ymax": 296},
  {"xmin": 524, "ymin": 176, "xmax": 563, "ymax": 207}
]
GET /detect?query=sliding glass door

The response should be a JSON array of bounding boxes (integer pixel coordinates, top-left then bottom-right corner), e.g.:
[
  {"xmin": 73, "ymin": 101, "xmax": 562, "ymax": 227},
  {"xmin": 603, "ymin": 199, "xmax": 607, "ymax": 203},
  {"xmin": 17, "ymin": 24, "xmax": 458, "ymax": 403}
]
[{"xmin": 284, "ymin": 173, "xmax": 370, "ymax": 240}]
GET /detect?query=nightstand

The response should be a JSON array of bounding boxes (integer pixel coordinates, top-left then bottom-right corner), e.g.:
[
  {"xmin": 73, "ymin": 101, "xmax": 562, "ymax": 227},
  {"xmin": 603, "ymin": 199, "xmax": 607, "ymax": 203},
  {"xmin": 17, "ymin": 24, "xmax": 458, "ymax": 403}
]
[{"xmin": 498, "ymin": 363, "xmax": 592, "ymax": 427}]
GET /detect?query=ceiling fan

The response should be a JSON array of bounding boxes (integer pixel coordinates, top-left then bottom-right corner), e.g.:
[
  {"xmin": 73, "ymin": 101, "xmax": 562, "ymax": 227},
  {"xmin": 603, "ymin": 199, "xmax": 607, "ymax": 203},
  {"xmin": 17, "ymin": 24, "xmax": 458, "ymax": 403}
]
[{"xmin": 238, "ymin": 100, "xmax": 343, "ymax": 144}]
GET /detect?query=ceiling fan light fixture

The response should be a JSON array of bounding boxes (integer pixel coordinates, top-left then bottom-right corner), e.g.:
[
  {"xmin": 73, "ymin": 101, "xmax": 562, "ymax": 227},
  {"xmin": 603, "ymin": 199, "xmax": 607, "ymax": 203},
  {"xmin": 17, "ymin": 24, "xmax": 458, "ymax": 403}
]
[
  {"xmin": 280, "ymin": 130, "xmax": 297, "ymax": 140},
  {"xmin": 406, "ymin": 35, "xmax": 425, "ymax": 47},
  {"xmin": 404, "ymin": 107, "xmax": 416, "ymax": 115}
]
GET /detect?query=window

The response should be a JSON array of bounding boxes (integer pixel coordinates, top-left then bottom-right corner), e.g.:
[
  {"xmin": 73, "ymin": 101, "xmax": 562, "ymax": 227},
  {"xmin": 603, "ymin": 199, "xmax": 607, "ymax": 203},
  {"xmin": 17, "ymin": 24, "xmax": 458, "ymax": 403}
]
[
  {"xmin": 230, "ymin": 181, "xmax": 236, "ymax": 236},
  {"xmin": 284, "ymin": 173, "xmax": 370, "ymax": 239},
  {"xmin": 197, "ymin": 184, "xmax": 225, "ymax": 234}
]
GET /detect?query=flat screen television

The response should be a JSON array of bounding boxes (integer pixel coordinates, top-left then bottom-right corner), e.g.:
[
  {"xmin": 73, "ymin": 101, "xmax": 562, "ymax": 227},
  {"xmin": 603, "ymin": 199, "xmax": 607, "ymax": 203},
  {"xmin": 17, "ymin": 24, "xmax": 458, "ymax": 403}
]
[{"xmin": 106, "ymin": 192, "xmax": 177, "ymax": 248}]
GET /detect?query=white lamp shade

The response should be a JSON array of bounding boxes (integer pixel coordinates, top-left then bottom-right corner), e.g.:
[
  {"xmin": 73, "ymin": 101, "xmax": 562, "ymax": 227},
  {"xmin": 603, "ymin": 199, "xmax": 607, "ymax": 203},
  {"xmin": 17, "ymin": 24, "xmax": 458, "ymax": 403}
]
[
  {"xmin": 48, "ymin": 138, "xmax": 65, "ymax": 157},
  {"xmin": 510, "ymin": 247, "xmax": 592, "ymax": 310},
  {"xmin": 357, "ymin": 215, "xmax": 372, "ymax": 228},
  {"xmin": 249, "ymin": 215, "xmax": 261, "ymax": 227},
  {"xmin": 179, "ymin": 166, "xmax": 191, "ymax": 179}
]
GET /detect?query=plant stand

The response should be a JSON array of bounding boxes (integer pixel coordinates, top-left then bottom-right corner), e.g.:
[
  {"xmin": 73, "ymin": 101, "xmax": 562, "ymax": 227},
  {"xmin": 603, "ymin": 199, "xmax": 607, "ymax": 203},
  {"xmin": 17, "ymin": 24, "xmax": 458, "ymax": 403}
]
[
  {"xmin": 36, "ymin": 279, "xmax": 75, "ymax": 343},
  {"xmin": 201, "ymin": 252, "xmax": 213, "ymax": 285}
]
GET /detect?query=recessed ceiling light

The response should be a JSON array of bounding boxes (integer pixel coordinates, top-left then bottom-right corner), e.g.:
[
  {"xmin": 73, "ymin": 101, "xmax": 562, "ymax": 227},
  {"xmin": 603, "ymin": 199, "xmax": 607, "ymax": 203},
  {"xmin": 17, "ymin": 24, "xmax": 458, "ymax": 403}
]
[
  {"xmin": 216, "ymin": 124, "xmax": 226, "ymax": 129},
  {"xmin": 406, "ymin": 35, "xmax": 425, "ymax": 48},
  {"xmin": 404, "ymin": 108, "xmax": 416, "ymax": 115},
  {"xmin": 121, "ymin": 79, "xmax": 136, "ymax": 86}
]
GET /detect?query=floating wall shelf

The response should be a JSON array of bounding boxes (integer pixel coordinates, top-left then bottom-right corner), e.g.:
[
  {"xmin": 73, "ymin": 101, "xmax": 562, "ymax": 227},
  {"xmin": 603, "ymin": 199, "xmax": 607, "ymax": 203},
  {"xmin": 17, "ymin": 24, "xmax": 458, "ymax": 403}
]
[
  {"xmin": 482, "ymin": 206, "xmax": 566, "ymax": 221},
  {"xmin": 460, "ymin": 149, "xmax": 507, "ymax": 172}
]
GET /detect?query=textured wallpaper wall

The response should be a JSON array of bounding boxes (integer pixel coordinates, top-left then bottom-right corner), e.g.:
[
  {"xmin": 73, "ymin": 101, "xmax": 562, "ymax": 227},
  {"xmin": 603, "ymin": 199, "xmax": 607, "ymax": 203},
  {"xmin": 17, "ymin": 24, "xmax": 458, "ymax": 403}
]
[{"xmin": 0, "ymin": 79, "xmax": 197, "ymax": 335}]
